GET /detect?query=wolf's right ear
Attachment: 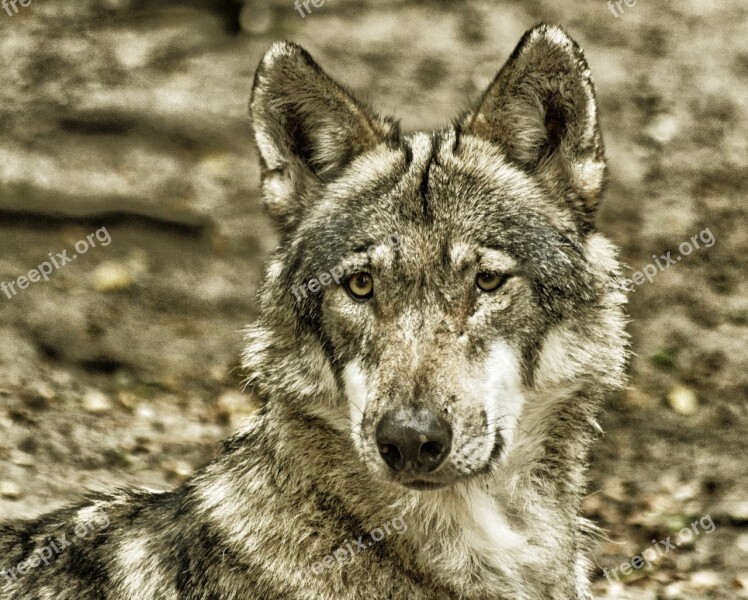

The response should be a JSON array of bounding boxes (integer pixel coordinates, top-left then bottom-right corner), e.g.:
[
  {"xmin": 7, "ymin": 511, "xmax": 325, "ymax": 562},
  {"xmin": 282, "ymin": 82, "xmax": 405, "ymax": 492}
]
[
  {"xmin": 250, "ymin": 42, "xmax": 399, "ymax": 231},
  {"xmin": 462, "ymin": 25, "xmax": 606, "ymax": 225}
]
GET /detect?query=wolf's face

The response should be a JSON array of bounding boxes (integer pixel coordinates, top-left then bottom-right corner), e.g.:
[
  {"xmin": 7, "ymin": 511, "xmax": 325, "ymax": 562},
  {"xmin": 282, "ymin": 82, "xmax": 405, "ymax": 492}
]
[{"xmin": 248, "ymin": 25, "xmax": 621, "ymax": 491}]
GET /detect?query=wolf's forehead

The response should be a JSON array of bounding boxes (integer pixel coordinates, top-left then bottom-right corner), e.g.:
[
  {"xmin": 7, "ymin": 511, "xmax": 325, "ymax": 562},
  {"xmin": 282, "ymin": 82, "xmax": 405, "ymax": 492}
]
[
  {"xmin": 322, "ymin": 130, "xmax": 525, "ymax": 221},
  {"xmin": 309, "ymin": 128, "xmax": 571, "ymax": 270}
]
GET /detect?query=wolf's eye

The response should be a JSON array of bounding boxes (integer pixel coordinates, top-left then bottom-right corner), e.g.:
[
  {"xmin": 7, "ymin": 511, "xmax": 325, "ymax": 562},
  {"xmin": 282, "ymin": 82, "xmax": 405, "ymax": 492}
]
[
  {"xmin": 346, "ymin": 272, "xmax": 374, "ymax": 301},
  {"xmin": 476, "ymin": 272, "xmax": 508, "ymax": 292}
]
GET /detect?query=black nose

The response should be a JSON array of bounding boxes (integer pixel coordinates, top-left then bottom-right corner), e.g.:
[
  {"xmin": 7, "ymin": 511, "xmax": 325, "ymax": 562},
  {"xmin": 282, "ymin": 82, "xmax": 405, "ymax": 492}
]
[{"xmin": 375, "ymin": 406, "xmax": 452, "ymax": 474}]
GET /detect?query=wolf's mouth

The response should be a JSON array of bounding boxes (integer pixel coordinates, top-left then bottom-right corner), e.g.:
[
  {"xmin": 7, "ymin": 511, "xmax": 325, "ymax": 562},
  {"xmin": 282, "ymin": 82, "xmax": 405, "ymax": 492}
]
[{"xmin": 398, "ymin": 479, "xmax": 449, "ymax": 491}]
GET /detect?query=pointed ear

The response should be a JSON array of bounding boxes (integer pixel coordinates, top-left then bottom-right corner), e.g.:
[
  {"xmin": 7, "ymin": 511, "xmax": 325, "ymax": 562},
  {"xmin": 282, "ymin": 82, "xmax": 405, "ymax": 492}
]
[
  {"xmin": 250, "ymin": 42, "xmax": 399, "ymax": 231},
  {"xmin": 462, "ymin": 25, "xmax": 606, "ymax": 224}
]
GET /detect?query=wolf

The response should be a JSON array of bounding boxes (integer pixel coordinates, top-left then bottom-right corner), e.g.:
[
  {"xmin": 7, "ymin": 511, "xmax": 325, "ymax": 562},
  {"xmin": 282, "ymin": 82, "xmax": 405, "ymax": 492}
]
[{"xmin": 0, "ymin": 24, "xmax": 627, "ymax": 599}]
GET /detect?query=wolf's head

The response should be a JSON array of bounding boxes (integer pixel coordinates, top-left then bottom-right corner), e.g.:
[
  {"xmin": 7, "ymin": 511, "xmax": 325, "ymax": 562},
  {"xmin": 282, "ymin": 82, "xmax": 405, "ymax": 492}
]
[{"xmin": 245, "ymin": 25, "xmax": 627, "ymax": 492}]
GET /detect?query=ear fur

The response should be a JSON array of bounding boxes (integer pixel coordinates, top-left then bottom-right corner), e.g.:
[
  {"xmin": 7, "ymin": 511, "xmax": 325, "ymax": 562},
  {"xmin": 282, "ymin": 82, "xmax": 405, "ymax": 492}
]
[
  {"xmin": 250, "ymin": 42, "xmax": 399, "ymax": 231},
  {"xmin": 462, "ymin": 24, "xmax": 606, "ymax": 225}
]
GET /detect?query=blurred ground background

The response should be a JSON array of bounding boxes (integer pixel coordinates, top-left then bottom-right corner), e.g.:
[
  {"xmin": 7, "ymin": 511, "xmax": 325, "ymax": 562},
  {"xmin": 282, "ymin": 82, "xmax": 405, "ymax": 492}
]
[{"xmin": 0, "ymin": 0, "xmax": 746, "ymax": 598}]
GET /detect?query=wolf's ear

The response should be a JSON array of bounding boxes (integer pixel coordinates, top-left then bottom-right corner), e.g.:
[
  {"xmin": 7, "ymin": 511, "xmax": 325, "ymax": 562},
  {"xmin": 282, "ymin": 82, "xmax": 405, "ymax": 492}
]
[
  {"xmin": 462, "ymin": 25, "xmax": 605, "ymax": 223},
  {"xmin": 250, "ymin": 42, "xmax": 399, "ymax": 230}
]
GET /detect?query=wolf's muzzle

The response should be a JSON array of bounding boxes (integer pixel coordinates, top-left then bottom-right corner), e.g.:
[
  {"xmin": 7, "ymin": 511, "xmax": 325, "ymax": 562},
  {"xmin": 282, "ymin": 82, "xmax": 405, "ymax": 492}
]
[{"xmin": 375, "ymin": 406, "xmax": 452, "ymax": 475}]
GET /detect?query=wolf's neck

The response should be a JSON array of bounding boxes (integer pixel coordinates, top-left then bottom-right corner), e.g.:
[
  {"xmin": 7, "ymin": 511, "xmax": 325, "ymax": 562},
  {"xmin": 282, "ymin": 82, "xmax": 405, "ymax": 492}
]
[{"xmin": 188, "ymin": 404, "xmax": 568, "ymax": 595}]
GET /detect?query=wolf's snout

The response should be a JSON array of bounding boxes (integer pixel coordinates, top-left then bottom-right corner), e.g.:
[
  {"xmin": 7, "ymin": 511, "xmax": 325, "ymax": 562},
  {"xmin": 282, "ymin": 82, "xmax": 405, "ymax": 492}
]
[{"xmin": 375, "ymin": 407, "xmax": 452, "ymax": 474}]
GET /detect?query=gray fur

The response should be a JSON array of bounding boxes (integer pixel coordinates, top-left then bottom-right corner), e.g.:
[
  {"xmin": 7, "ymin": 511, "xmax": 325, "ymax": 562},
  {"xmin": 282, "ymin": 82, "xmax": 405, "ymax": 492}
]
[{"xmin": 0, "ymin": 24, "xmax": 628, "ymax": 599}]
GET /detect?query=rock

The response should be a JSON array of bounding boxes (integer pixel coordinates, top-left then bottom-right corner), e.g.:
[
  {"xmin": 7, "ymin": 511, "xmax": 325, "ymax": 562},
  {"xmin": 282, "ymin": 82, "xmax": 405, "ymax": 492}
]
[
  {"xmin": 91, "ymin": 261, "xmax": 135, "ymax": 292},
  {"xmin": 644, "ymin": 114, "xmax": 680, "ymax": 144},
  {"xmin": 663, "ymin": 581, "xmax": 686, "ymax": 598},
  {"xmin": 135, "ymin": 404, "xmax": 155, "ymax": 420},
  {"xmin": 82, "ymin": 390, "xmax": 112, "ymax": 414},
  {"xmin": 623, "ymin": 386, "xmax": 656, "ymax": 409},
  {"xmin": 689, "ymin": 570, "xmax": 721, "ymax": 589},
  {"xmin": 667, "ymin": 385, "xmax": 698, "ymax": 416},
  {"xmin": 165, "ymin": 460, "xmax": 193, "ymax": 480},
  {"xmin": 116, "ymin": 391, "xmax": 137, "ymax": 410},
  {"xmin": 672, "ymin": 481, "xmax": 699, "ymax": 501},
  {"xmin": 0, "ymin": 480, "xmax": 23, "ymax": 500},
  {"xmin": 29, "ymin": 381, "xmax": 55, "ymax": 400},
  {"xmin": 712, "ymin": 495, "xmax": 748, "ymax": 524},
  {"xmin": 11, "ymin": 450, "xmax": 35, "ymax": 467},
  {"xmin": 731, "ymin": 574, "xmax": 748, "ymax": 591}
]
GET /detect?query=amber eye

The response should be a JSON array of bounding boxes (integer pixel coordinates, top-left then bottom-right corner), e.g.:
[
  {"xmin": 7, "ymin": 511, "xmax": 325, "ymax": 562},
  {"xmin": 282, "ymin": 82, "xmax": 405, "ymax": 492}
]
[
  {"xmin": 346, "ymin": 272, "xmax": 374, "ymax": 301},
  {"xmin": 476, "ymin": 272, "xmax": 508, "ymax": 292}
]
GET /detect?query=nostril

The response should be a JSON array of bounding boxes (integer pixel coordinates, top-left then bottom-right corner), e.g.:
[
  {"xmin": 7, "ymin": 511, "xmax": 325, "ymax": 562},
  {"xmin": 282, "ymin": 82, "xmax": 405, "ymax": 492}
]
[
  {"xmin": 378, "ymin": 443, "xmax": 403, "ymax": 471},
  {"xmin": 419, "ymin": 441, "xmax": 444, "ymax": 461}
]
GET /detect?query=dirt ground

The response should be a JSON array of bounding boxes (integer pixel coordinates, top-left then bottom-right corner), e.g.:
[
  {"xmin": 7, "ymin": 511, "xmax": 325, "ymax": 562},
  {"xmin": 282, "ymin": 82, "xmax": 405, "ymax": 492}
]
[{"xmin": 0, "ymin": 1, "xmax": 746, "ymax": 598}]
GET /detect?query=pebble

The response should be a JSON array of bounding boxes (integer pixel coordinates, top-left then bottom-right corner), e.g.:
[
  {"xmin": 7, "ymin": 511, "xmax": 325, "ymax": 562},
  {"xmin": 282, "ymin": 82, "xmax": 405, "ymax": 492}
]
[
  {"xmin": 714, "ymin": 498, "xmax": 748, "ymax": 523},
  {"xmin": 168, "ymin": 460, "xmax": 193, "ymax": 480},
  {"xmin": 91, "ymin": 261, "xmax": 134, "ymax": 292},
  {"xmin": 11, "ymin": 450, "xmax": 35, "ymax": 467},
  {"xmin": 0, "ymin": 480, "xmax": 23, "ymax": 500},
  {"xmin": 29, "ymin": 381, "xmax": 55, "ymax": 400},
  {"xmin": 663, "ymin": 582, "xmax": 686, "ymax": 598},
  {"xmin": 135, "ymin": 404, "xmax": 155, "ymax": 420},
  {"xmin": 667, "ymin": 385, "xmax": 698, "ymax": 416},
  {"xmin": 623, "ymin": 386, "xmax": 656, "ymax": 409},
  {"xmin": 690, "ymin": 570, "xmax": 721, "ymax": 589},
  {"xmin": 83, "ymin": 390, "xmax": 112, "ymax": 414},
  {"xmin": 644, "ymin": 114, "xmax": 680, "ymax": 144}
]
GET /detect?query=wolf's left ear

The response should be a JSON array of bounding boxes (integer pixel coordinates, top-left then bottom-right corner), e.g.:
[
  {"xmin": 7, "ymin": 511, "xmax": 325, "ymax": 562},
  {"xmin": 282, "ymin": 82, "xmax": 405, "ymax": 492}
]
[
  {"xmin": 462, "ymin": 25, "xmax": 605, "ymax": 223},
  {"xmin": 250, "ymin": 42, "xmax": 399, "ymax": 231}
]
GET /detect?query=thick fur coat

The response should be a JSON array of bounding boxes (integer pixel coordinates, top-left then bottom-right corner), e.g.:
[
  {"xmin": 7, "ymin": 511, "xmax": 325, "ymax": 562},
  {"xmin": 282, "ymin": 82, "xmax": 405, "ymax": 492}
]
[{"xmin": 0, "ymin": 24, "xmax": 628, "ymax": 599}]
